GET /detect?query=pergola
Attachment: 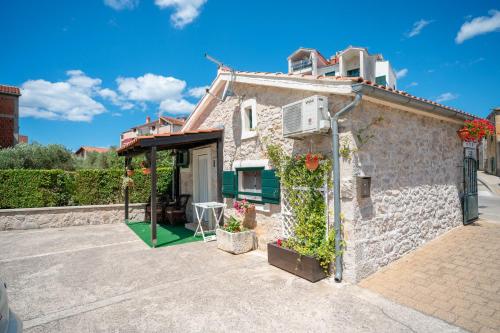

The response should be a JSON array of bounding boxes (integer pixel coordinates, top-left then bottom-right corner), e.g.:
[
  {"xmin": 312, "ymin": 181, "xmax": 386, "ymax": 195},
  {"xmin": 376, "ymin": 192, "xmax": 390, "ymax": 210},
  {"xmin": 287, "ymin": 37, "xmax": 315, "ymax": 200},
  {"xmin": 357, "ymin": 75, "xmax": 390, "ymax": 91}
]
[{"xmin": 117, "ymin": 128, "xmax": 224, "ymax": 247}]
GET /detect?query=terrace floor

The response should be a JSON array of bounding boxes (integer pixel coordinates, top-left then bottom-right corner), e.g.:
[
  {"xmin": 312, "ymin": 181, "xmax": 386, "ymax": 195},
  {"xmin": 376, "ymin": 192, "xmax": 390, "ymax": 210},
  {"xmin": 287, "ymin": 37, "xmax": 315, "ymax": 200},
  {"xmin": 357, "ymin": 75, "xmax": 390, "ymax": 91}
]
[{"xmin": 0, "ymin": 223, "xmax": 464, "ymax": 333}]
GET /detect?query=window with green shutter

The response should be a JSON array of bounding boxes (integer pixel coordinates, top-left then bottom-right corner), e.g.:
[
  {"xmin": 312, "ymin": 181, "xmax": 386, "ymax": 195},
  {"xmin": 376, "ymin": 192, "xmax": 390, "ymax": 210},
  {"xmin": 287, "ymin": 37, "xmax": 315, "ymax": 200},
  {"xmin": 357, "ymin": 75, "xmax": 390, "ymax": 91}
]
[
  {"xmin": 221, "ymin": 168, "xmax": 280, "ymax": 204},
  {"xmin": 222, "ymin": 171, "xmax": 236, "ymax": 198}
]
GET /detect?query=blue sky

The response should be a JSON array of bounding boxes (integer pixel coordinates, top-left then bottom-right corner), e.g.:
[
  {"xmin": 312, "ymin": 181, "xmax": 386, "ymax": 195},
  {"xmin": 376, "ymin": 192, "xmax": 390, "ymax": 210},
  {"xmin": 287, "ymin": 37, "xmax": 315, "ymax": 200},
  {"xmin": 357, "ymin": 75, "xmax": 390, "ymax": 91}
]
[{"xmin": 1, "ymin": 0, "xmax": 499, "ymax": 150}]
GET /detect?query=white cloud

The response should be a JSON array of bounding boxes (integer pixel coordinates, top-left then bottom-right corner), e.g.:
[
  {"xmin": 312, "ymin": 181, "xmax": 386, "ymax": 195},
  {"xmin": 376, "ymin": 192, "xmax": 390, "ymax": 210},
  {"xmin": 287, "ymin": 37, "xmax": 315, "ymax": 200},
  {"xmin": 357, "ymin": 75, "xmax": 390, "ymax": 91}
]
[
  {"xmin": 455, "ymin": 10, "xmax": 500, "ymax": 44},
  {"xmin": 436, "ymin": 92, "xmax": 459, "ymax": 103},
  {"xmin": 154, "ymin": 0, "xmax": 207, "ymax": 28},
  {"xmin": 20, "ymin": 71, "xmax": 106, "ymax": 122},
  {"xmin": 188, "ymin": 85, "xmax": 209, "ymax": 98},
  {"xmin": 159, "ymin": 98, "xmax": 195, "ymax": 115},
  {"xmin": 406, "ymin": 19, "xmax": 433, "ymax": 38},
  {"xmin": 98, "ymin": 88, "xmax": 134, "ymax": 110},
  {"xmin": 104, "ymin": 0, "xmax": 139, "ymax": 10},
  {"xmin": 406, "ymin": 82, "xmax": 418, "ymax": 88},
  {"xmin": 395, "ymin": 68, "xmax": 408, "ymax": 79},
  {"xmin": 117, "ymin": 73, "xmax": 186, "ymax": 102}
]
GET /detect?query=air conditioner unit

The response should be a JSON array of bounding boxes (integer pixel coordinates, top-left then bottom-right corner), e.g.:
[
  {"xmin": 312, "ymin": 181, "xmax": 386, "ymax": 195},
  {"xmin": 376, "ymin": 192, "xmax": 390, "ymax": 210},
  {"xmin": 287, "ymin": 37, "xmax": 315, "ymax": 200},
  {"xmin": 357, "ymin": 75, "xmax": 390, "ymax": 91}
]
[{"xmin": 282, "ymin": 95, "xmax": 331, "ymax": 138}]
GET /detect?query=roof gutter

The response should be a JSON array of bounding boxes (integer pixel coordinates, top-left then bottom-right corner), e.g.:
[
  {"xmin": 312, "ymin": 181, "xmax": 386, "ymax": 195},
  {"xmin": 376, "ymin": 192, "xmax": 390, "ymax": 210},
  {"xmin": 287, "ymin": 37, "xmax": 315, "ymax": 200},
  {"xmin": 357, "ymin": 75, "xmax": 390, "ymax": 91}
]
[
  {"xmin": 331, "ymin": 85, "xmax": 363, "ymax": 282},
  {"xmin": 353, "ymin": 83, "xmax": 474, "ymax": 122}
]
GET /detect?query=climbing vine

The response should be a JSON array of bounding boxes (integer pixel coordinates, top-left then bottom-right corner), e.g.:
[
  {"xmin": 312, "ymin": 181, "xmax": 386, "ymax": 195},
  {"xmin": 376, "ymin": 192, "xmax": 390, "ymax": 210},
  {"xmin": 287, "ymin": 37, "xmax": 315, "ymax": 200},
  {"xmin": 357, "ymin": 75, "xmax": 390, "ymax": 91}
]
[{"xmin": 266, "ymin": 143, "xmax": 340, "ymax": 273}]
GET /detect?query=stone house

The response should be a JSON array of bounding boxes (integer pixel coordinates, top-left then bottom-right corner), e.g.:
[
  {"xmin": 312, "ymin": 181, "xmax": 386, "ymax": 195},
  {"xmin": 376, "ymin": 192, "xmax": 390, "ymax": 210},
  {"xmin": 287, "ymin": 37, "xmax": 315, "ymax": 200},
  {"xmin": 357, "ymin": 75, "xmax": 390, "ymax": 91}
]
[
  {"xmin": 120, "ymin": 116, "xmax": 185, "ymax": 147},
  {"xmin": 118, "ymin": 49, "xmax": 476, "ymax": 283}
]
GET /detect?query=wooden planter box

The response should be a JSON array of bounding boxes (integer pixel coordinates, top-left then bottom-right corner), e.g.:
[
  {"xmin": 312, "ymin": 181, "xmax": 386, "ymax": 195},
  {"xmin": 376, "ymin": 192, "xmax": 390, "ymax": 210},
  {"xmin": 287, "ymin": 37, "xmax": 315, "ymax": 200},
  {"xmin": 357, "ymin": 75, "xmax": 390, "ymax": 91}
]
[
  {"xmin": 267, "ymin": 242, "xmax": 327, "ymax": 282},
  {"xmin": 216, "ymin": 229, "xmax": 256, "ymax": 254}
]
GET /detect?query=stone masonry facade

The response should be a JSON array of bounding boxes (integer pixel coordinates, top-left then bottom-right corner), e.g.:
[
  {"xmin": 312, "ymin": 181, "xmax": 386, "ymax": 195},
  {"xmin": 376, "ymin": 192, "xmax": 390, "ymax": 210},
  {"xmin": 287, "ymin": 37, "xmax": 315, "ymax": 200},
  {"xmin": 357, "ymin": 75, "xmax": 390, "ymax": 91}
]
[
  {"xmin": 188, "ymin": 82, "xmax": 464, "ymax": 282},
  {"xmin": 0, "ymin": 203, "xmax": 146, "ymax": 231}
]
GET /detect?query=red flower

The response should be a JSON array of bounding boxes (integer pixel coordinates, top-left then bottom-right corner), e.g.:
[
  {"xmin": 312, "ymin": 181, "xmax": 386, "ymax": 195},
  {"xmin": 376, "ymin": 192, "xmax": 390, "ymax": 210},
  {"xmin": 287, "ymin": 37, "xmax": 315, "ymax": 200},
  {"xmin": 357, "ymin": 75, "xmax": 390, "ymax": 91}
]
[{"xmin": 277, "ymin": 239, "xmax": 282, "ymax": 246}]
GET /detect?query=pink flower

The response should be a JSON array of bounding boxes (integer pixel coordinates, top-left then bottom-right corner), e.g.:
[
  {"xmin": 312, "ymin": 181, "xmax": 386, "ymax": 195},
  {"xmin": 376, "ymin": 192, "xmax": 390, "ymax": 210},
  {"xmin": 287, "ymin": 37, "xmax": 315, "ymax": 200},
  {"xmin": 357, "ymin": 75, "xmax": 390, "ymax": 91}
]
[{"xmin": 277, "ymin": 239, "xmax": 282, "ymax": 247}]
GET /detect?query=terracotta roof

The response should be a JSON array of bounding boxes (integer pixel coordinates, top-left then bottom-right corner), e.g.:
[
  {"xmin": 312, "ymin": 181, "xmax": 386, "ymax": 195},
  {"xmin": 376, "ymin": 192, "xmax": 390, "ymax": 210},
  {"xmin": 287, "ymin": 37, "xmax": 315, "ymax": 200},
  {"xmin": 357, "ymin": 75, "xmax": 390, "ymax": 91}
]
[
  {"xmin": 218, "ymin": 69, "xmax": 475, "ymax": 119},
  {"xmin": 160, "ymin": 116, "xmax": 185, "ymax": 126},
  {"xmin": 75, "ymin": 146, "xmax": 110, "ymax": 154},
  {"xmin": 0, "ymin": 84, "xmax": 21, "ymax": 96},
  {"xmin": 117, "ymin": 128, "xmax": 223, "ymax": 153}
]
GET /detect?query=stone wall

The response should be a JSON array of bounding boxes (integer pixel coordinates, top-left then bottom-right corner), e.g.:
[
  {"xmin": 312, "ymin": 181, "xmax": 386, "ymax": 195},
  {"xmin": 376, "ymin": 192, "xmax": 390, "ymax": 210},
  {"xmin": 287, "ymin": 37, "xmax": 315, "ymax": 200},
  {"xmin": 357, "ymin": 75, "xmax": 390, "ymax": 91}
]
[
  {"xmin": 0, "ymin": 203, "xmax": 146, "ymax": 231},
  {"xmin": 192, "ymin": 84, "xmax": 349, "ymax": 250},
  {"xmin": 341, "ymin": 100, "xmax": 464, "ymax": 282},
  {"xmin": 191, "ymin": 82, "xmax": 464, "ymax": 281}
]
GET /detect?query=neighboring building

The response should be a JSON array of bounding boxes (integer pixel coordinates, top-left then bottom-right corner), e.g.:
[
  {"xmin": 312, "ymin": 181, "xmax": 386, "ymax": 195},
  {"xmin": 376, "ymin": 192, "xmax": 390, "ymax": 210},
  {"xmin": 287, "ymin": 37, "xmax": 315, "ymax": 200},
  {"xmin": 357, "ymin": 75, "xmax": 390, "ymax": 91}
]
[
  {"xmin": 287, "ymin": 46, "xmax": 397, "ymax": 89},
  {"xmin": 118, "ymin": 47, "xmax": 476, "ymax": 283},
  {"xmin": 75, "ymin": 146, "xmax": 110, "ymax": 159},
  {"xmin": 0, "ymin": 85, "xmax": 21, "ymax": 148},
  {"xmin": 120, "ymin": 116, "xmax": 185, "ymax": 147},
  {"xmin": 484, "ymin": 107, "xmax": 500, "ymax": 176},
  {"xmin": 18, "ymin": 135, "xmax": 28, "ymax": 144}
]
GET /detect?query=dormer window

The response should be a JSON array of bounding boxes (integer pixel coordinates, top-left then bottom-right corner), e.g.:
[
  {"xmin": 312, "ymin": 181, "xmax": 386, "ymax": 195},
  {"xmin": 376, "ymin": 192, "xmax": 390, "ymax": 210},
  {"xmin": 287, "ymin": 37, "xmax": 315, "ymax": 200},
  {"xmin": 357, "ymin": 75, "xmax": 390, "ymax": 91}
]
[{"xmin": 241, "ymin": 98, "xmax": 257, "ymax": 140}]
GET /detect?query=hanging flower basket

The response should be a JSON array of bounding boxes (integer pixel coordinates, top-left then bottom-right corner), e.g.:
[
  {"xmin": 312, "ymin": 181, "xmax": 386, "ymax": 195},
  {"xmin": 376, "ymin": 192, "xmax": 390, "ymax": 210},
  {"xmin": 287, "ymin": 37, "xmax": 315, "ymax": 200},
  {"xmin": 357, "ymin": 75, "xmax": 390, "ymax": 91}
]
[
  {"xmin": 305, "ymin": 153, "xmax": 320, "ymax": 171},
  {"xmin": 140, "ymin": 160, "xmax": 151, "ymax": 175},
  {"xmin": 126, "ymin": 169, "xmax": 135, "ymax": 177},
  {"xmin": 457, "ymin": 119, "xmax": 495, "ymax": 142}
]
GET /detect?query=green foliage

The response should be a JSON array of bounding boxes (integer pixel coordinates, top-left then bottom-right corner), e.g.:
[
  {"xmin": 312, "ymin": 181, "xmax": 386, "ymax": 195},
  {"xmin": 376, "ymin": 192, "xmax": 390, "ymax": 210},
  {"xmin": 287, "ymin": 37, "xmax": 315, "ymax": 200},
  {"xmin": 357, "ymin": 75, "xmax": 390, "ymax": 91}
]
[
  {"xmin": 222, "ymin": 215, "xmax": 243, "ymax": 233},
  {"xmin": 0, "ymin": 168, "xmax": 173, "ymax": 209},
  {"xmin": 0, "ymin": 143, "xmax": 75, "ymax": 170},
  {"xmin": 266, "ymin": 143, "xmax": 337, "ymax": 273},
  {"xmin": 0, "ymin": 169, "xmax": 75, "ymax": 208}
]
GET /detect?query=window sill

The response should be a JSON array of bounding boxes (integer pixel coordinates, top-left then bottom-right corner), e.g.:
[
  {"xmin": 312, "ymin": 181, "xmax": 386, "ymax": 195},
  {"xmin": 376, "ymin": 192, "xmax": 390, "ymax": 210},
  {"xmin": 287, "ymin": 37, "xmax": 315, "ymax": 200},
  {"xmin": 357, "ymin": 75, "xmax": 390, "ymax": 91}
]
[{"xmin": 241, "ymin": 131, "xmax": 257, "ymax": 140}]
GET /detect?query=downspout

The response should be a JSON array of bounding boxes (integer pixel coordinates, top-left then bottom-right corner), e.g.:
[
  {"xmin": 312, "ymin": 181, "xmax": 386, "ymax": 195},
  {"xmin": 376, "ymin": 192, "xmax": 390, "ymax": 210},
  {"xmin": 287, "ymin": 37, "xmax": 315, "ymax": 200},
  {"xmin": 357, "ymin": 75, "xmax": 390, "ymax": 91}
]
[{"xmin": 331, "ymin": 87, "xmax": 362, "ymax": 282}]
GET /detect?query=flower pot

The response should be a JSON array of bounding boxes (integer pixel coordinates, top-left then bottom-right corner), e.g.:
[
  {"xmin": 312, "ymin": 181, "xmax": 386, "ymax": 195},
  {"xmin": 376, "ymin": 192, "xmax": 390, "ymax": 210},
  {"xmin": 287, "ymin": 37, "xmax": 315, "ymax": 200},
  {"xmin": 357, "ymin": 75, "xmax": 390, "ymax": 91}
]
[
  {"xmin": 216, "ymin": 229, "xmax": 256, "ymax": 254},
  {"xmin": 142, "ymin": 168, "xmax": 151, "ymax": 175},
  {"xmin": 126, "ymin": 169, "xmax": 134, "ymax": 177},
  {"xmin": 242, "ymin": 206, "xmax": 257, "ymax": 229},
  {"xmin": 267, "ymin": 242, "xmax": 327, "ymax": 282}
]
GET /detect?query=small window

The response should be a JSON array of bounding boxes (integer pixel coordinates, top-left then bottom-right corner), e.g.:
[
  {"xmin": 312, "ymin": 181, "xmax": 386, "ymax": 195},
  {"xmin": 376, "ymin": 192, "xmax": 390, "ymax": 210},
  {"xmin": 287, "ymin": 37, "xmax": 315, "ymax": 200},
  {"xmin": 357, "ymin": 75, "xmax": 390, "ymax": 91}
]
[
  {"xmin": 236, "ymin": 168, "xmax": 263, "ymax": 202},
  {"xmin": 240, "ymin": 99, "xmax": 257, "ymax": 139},
  {"xmin": 347, "ymin": 68, "xmax": 360, "ymax": 77},
  {"xmin": 376, "ymin": 75, "xmax": 387, "ymax": 86},
  {"xmin": 325, "ymin": 71, "xmax": 336, "ymax": 76}
]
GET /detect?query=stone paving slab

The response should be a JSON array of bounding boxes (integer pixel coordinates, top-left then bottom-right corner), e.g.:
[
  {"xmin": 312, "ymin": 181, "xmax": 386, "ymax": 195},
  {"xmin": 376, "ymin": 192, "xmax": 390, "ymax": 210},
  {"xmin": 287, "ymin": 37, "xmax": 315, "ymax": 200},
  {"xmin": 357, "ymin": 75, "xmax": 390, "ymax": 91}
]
[
  {"xmin": 0, "ymin": 224, "xmax": 464, "ymax": 333},
  {"xmin": 359, "ymin": 220, "xmax": 500, "ymax": 333}
]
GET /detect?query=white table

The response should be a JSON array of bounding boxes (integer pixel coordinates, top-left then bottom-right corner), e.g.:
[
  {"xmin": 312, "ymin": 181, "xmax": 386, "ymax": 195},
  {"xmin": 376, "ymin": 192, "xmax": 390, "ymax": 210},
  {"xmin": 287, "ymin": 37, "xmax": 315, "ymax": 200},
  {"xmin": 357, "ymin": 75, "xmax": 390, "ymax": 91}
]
[{"xmin": 192, "ymin": 202, "xmax": 226, "ymax": 242}]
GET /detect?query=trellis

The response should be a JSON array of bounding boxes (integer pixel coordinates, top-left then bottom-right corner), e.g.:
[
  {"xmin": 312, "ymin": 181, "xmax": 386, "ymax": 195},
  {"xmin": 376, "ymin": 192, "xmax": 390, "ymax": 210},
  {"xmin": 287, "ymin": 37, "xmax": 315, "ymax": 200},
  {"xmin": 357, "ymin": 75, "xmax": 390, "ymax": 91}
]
[{"xmin": 280, "ymin": 175, "xmax": 331, "ymax": 239}]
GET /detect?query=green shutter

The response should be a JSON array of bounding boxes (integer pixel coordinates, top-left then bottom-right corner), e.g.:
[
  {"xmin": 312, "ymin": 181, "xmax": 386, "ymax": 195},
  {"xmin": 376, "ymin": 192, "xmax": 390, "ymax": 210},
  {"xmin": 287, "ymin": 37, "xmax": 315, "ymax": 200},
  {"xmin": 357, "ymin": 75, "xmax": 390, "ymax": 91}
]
[
  {"xmin": 261, "ymin": 169, "xmax": 280, "ymax": 204},
  {"xmin": 222, "ymin": 171, "xmax": 236, "ymax": 198}
]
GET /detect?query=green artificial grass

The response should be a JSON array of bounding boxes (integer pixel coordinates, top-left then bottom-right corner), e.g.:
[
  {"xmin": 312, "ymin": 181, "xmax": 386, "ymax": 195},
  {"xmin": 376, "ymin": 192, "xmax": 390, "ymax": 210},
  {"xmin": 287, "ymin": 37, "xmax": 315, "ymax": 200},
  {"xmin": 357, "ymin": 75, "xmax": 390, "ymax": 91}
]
[{"xmin": 126, "ymin": 221, "xmax": 211, "ymax": 248}]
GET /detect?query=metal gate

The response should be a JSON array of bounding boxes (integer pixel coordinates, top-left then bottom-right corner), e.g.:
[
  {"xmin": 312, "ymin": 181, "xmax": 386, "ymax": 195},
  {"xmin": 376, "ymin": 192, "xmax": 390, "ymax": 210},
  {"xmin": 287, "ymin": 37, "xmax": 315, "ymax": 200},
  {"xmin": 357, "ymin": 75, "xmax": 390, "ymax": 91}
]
[{"xmin": 463, "ymin": 157, "xmax": 478, "ymax": 225}]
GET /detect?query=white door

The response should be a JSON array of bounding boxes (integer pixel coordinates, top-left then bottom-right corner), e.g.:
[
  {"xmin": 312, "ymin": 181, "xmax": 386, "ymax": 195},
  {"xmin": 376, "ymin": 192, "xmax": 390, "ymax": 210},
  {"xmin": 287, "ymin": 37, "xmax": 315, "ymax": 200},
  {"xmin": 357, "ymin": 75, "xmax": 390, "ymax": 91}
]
[{"xmin": 194, "ymin": 151, "xmax": 210, "ymax": 221}]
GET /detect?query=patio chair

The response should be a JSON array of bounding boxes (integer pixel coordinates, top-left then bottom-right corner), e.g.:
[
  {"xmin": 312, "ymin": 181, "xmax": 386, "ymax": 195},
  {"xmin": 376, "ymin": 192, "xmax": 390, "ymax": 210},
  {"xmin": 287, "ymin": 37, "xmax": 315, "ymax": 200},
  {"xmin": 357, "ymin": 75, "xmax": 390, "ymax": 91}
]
[
  {"xmin": 145, "ymin": 193, "xmax": 172, "ymax": 224},
  {"xmin": 165, "ymin": 194, "xmax": 190, "ymax": 226}
]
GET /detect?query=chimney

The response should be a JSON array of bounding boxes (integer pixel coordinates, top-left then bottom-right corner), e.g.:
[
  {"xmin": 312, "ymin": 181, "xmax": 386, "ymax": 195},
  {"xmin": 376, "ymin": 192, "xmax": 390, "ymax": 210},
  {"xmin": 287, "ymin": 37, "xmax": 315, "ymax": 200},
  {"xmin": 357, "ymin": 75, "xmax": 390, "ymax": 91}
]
[{"xmin": 146, "ymin": 116, "xmax": 151, "ymax": 123}]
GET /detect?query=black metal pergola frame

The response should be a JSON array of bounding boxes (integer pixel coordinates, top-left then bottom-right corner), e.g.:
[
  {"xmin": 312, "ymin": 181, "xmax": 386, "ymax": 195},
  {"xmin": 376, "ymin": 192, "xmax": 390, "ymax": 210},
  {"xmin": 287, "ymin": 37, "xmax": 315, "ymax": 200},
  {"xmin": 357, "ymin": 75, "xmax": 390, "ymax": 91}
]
[{"xmin": 118, "ymin": 129, "xmax": 224, "ymax": 247}]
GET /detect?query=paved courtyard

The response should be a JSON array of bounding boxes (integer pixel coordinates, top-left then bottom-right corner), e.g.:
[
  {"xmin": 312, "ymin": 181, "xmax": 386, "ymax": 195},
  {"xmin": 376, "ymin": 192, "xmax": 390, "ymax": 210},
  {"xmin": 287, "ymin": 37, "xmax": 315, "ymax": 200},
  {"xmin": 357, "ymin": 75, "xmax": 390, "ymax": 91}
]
[
  {"xmin": 0, "ymin": 223, "xmax": 463, "ymax": 333},
  {"xmin": 360, "ymin": 220, "xmax": 500, "ymax": 333}
]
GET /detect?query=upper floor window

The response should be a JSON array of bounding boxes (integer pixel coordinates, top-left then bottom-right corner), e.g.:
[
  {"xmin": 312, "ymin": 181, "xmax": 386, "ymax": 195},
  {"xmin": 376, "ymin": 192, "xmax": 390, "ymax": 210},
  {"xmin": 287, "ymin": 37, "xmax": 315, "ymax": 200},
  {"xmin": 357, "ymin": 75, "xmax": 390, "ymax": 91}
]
[
  {"xmin": 376, "ymin": 75, "xmax": 387, "ymax": 86},
  {"xmin": 347, "ymin": 68, "xmax": 360, "ymax": 77},
  {"xmin": 241, "ymin": 98, "xmax": 257, "ymax": 140}
]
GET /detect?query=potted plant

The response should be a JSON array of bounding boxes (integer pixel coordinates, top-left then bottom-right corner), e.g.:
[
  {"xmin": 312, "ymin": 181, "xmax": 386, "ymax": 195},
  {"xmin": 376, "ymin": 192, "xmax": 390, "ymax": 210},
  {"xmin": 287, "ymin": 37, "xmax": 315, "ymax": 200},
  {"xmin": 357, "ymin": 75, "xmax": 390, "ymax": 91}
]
[
  {"xmin": 233, "ymin": 199, "xmax": 256, "ymax": 229},
  {"xmin": 140, "ymin": 160, "xmax": 151, "ymax": 175},
  {"xmin": 457, "ymin": 119, "xmax": 495, "ymax": 142},
  {"xmin": 305, "ymin": 153, "xmax": 321, "ymax": 171},
  {"xmin": 267, "ymin": 238, "xmax": 328, "ymax": 282},
  {"xmin": 265, "ymin": 144, "xmax": 337, "ymax": 283},
  {"xmin": 122, "ymin": 176, "xmax": 134, "ymax": 191},
  {"xmin": 216, "ymin": 215, "xmax": 256, "ymax": 254}
]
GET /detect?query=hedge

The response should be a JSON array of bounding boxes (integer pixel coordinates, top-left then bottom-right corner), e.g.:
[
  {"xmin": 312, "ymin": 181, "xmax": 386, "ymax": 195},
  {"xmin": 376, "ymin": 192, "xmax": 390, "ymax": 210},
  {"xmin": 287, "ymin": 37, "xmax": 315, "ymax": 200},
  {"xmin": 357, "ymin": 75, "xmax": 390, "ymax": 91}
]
[{"xmin": 0, "ymin": 168, "xmax": 172, "ymax": 209}]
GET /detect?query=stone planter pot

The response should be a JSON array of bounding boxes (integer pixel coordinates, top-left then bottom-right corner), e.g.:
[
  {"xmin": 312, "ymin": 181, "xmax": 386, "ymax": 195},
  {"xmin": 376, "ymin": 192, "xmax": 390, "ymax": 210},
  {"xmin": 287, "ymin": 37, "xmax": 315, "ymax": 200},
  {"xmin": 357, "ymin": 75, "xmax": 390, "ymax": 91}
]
[
  {"xmin": 242, "ymin": 206, "xmax": 256, "ymax": 229},
  {"xmin": 216, "ymin": 229, "xmax": 256, "ymax": 254},
  {"xmin": 267, "ymin": 242, "xmax": 327, "ymax": 282}
]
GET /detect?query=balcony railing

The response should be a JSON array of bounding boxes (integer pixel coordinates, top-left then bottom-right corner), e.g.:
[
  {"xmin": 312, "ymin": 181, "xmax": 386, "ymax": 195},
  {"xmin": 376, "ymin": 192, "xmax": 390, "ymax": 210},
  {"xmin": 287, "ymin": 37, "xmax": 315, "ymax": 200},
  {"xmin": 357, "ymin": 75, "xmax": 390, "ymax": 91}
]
[{"xmin": 291, "ymin": 59, "xmax": 312, "ymax": 72}]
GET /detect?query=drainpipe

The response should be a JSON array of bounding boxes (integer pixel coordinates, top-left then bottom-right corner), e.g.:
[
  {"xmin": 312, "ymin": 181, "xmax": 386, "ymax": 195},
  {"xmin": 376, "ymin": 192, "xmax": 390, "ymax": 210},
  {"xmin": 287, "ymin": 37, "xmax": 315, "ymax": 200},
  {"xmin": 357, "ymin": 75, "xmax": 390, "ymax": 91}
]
[{"xmin": 331, "ymin": 88, "xmax": 362, "ymax": 282}]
